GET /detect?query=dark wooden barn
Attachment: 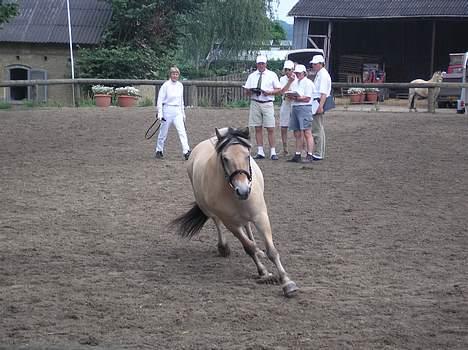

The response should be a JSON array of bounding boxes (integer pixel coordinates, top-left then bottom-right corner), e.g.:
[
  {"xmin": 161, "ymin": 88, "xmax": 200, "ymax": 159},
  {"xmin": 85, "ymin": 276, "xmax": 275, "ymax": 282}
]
[{"xmin": 288, "ymin": 0, "xmax": 468, "ymax": 86}]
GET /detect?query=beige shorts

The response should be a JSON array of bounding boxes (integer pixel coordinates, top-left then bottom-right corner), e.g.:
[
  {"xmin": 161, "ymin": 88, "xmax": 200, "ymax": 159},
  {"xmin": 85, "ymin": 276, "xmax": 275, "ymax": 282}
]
[
  {"xmin": 279, "ymin": 101, "xmax": 292, "ymax": 127},
  {"xmin": 249, "ymin": 100, "xmax": 275, "ymax": 128}
]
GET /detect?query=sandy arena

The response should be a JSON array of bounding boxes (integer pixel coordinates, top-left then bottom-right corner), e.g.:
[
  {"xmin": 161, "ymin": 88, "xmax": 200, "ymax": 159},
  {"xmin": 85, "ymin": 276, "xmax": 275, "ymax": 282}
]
[{"xmin": 1, "ymin": 106, "xmax": 467, "ymax": 349}]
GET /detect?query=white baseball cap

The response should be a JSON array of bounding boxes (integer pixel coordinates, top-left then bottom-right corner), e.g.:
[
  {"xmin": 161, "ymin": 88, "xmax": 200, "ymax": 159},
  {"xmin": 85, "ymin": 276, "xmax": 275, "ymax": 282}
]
[
  {"xmin": 310, "ymin": 55, "xmax": 325, "ymax": 64},
  {"xmin": 256, "ymin": 55, "xmax": 267, "ymax": 63},
  {"xmin": 283, "ymin": 60, "xmax": 294, "ymax": 70},
  {"xmin": 294, "ymin": 64, "xmax": 307, "ymax": 73}
]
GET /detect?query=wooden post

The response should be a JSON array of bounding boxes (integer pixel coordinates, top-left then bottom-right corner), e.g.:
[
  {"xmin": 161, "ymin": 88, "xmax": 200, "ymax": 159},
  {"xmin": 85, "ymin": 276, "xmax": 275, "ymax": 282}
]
[
  {"xmin": 427, "ymin": 88, "xmax": 436, "ymax": 113},
  {"xmin": 189, "ymin": 84, "xmax": 198, "ymax": 107}
]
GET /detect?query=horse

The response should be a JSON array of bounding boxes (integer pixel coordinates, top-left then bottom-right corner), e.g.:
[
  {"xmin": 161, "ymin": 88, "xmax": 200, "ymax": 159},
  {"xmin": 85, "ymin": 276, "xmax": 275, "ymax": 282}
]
[
  {"xmin": 170, "ymin": 127, "xmax": 298, "ymax": 297},
  {"xmin": 408, "ymin": 71, "xmax": 444, "ymax": 111}
]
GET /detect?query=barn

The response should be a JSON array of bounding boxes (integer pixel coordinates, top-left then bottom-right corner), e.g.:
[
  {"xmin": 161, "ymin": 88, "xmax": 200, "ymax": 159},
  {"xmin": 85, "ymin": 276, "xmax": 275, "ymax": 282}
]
[
  {"xmin": 288, "ymin": 0, "xmax": 468, "ymax": 88},
  {"xmin": 0, "ymin": 0, "xmax": 111, "ymax": 105}
]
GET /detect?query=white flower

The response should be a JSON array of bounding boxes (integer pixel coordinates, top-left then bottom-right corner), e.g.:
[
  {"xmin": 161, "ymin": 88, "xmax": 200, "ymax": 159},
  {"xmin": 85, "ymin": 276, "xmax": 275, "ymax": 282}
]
[
  {"xmin": 92, "ymin": 85, "xmax": 114, "ymax": 95},
  {"xmin": 115, "ymin": 86, "xmax": 140, "ymax": 96},
  {"xmin": 348, "ymin": 87, "xmax": 365, "ymax": 94}
]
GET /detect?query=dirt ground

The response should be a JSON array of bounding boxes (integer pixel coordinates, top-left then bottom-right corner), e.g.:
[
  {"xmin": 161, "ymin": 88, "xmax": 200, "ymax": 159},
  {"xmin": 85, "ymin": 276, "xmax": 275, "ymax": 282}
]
[{"xmin": 1, "ymin": 106, "xmax": 467, "ymax": 350}]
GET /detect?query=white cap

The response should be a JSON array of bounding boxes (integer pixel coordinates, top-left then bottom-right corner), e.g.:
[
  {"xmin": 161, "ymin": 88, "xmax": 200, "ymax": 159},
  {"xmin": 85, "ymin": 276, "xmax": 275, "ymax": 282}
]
[
  {"xmin": 310, "ymin": 55, "xmax": 325, "ymax": 64},
  {"xmin": 283, "ymin": 60, "xmax": 294, "ymax": 70},
  {"xmin": 294, "ymin": 64, "xmax": 306, "ymax": 73},
  {"xmin": 256, "ymin": 55, "xmax": 267, "ymax": 64}
]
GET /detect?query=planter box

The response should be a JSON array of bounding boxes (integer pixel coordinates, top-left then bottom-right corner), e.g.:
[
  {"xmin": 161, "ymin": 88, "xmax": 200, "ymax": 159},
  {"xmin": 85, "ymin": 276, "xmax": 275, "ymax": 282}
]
[
  {"xmin": 94, "ymin": 94, "xmax": 112, "ymax": 107},
  {"xmin": 117, "ymin": 95, "xmax": 138, "ymax": 107}
]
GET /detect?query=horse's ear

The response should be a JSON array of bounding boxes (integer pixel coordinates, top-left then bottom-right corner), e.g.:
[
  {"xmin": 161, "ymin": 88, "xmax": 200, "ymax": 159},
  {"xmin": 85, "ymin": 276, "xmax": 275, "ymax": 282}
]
[
  {"xmin": 215, "ymin": 128, "xmax": 222, "ymax": 139},
  {"xmin": 239, "ymin": 127, "xmax": 250, "ymax": 139}
]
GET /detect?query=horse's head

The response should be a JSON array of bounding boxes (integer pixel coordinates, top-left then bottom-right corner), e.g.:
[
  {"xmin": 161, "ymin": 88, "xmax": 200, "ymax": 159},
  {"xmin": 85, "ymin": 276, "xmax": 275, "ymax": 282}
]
[
  {"xmin": 433, "ymin": 71, "xmax": 444, "ymax": 83},
  {"xmin": 215, "ymin": 127, "xmax": 252, "ymax": 200}
]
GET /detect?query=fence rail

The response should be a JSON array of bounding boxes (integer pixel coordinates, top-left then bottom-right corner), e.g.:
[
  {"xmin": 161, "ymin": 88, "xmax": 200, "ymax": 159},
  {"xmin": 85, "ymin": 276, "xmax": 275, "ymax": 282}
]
[{"xmin": 1, "ymin": 78, "xmax": 468, "ymax": 111}]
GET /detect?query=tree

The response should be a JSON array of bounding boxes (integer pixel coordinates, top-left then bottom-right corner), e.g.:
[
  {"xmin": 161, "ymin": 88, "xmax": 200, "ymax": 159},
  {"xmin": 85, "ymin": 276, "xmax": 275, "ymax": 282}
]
[
  {"xmin": 180, "ymin": 0, "xmax": 278, "ymax": 70},
  {"xmin": 77, "ymin": 0, "xmax": 203, "ymax": 79},
  {"xmin": 269, "ymin": 20, "xmax": 287, "ymax": 45},
  {"xmin": 0, "ymin": 2, "xmax": 18, "ymax": 25}
]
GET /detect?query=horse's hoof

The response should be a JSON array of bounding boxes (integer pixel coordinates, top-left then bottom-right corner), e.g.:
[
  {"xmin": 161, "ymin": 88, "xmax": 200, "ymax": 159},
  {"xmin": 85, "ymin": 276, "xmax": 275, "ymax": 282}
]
[
  {"xmin": 282, "ymin": 281, "xmax": 299, "ymax": 297},
  {"xmin": 255, "ymin": 273, "xmax": 278, "ymax": 285},
  {"xmin": 217, "ymin": 243, "xmax": 230, "ymax": 257}
]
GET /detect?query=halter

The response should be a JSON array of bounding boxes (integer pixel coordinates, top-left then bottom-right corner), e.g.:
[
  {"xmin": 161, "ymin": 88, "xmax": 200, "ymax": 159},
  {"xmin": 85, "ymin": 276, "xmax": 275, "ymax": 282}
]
[
  {"xmin": 221, "ymin": 154, "xmax": 252, "ymax": 190},
  {"xmin": 215, "ymin": 130, "xmax": 253, "ymax": 191}
]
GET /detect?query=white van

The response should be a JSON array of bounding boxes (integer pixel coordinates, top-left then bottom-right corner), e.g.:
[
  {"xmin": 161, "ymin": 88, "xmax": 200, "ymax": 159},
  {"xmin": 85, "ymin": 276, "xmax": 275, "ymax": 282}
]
[{"xmin": 285, "ymin": 48, "xmax": 325, "ymax": 80}]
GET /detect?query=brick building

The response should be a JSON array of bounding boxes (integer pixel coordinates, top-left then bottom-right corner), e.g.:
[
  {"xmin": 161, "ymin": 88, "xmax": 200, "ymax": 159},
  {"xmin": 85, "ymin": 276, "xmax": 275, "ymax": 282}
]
[{"xmin": 0, "ymin": 0, "xmax": 111, "ymax": 105}]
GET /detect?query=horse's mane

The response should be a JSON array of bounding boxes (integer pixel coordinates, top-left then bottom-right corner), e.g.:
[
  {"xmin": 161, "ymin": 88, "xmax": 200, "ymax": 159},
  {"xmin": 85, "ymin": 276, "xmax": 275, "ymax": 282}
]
[{"xmin": 215, "ymin": 127, "xmax": 251, "ymax": 153}]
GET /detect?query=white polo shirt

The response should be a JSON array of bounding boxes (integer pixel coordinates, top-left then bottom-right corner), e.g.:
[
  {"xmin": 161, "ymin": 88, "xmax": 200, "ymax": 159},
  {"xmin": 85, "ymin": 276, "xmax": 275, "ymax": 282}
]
[
  {"xmin": 289, "ymin": 77, "xmax": 315, "ymax": 106},
  {"xmin": 244, "ymin": 69, "xmax": 281, "ymax": 102},
  {"xmin": 312, "ymin": 68, "xmax": 332, "ymax": 99}
]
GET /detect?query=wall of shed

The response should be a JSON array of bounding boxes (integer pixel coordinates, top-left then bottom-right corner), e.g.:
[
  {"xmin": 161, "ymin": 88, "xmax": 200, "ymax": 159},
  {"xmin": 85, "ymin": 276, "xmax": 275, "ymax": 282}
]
[
  {"xmin": 303, "ymin": 18, "xmax": 468, "ymax": 84},
  {"xmin": 0, "ymin": 43, "xmax": 74, "ymax": 105}
]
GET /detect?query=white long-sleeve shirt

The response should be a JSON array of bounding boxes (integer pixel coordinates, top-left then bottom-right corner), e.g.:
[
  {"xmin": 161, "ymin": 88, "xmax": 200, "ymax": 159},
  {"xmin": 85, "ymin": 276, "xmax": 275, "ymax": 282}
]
[{"xmin": 157, "ymin": 80, "xmax": 184, "ymax": 116}]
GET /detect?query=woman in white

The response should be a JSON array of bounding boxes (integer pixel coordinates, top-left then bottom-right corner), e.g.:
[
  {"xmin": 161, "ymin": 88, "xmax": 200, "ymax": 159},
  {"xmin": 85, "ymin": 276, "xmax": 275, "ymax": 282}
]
[{"xmin": 155, "ymin": 66, "xmax": 191, "ymax": 160}]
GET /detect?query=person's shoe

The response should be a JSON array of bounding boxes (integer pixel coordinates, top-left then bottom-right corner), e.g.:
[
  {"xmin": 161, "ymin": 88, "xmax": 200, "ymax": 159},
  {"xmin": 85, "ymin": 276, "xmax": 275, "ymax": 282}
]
[
  {"xmin": 305, "ymin": 154, "xmax": 314, "ymax": 162},
  {"xmin": 253, "ymin": 154, "xmax": 265, "ymax": 160},
  {"xmin": 282, "ymin": 149, "xmax": 289, "ymax": 156},
  {"xmin": 155, "ymin": 151, "xmax": 164, "ymax": 159},
  {"xmin": 270, "ymin": 154, "xmax": 279, "ymax": 160},
  {"xmin": 312, "ymin": 155, "xmax": 323, "ymax": 161},
  {"xmin": 287, "ymin": 154, "xmax": 302, "ymax": 163},
  {"xmin": 184, "ymin": 150, "xmax": 191, "ymax": 160}
]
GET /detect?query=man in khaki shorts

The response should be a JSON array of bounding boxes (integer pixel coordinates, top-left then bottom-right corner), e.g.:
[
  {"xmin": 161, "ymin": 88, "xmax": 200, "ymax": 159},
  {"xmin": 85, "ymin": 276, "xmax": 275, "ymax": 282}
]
[{"xmin": 243, "ymin": 55, "xmax": 282, "ymax": 160}]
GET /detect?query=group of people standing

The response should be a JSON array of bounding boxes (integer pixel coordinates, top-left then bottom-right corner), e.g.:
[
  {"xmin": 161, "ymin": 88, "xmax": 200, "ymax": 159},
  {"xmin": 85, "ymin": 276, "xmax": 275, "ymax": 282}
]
[
  {"xmin": 152, "ymin": 55, "xmax": 331, "ymax": 163},
  {"xmin": 244, "ymin": 54, "xmax": 332, "ymax": 163}
]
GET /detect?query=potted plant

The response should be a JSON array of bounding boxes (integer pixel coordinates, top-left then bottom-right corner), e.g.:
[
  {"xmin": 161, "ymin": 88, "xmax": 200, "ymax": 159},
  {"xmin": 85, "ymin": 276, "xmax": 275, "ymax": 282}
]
[
  {"xmin": 92, "ymin": 85, "xmax": 114, "ymax": 107},
  {"xmin": 348, "ymin": 87, "xmax": 365, "ymax": 103},
  {"xmin": 115, "ymin": 86, "xmax": 140, "ymax": 107},
  {"xmin": 365, "ymin": 87, "xmax": 379, "ymax": 102}
]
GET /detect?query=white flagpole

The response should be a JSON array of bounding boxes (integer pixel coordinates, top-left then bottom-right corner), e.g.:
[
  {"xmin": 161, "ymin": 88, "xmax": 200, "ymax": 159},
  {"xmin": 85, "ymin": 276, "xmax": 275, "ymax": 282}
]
[{"xmin": 66, "ymin": 0, "xmax": 76, "ymax": 106}]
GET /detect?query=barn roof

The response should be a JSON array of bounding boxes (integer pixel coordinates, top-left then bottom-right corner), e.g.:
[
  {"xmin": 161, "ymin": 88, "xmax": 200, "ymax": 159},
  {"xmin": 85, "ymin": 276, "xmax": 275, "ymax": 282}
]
[
  {"xmin": 288, "ymin": 0, "xmax": 468, "ymax": 19},
  {"xmin": 0, "ymin": 0, "xmax": 112, "ymax": 45}
]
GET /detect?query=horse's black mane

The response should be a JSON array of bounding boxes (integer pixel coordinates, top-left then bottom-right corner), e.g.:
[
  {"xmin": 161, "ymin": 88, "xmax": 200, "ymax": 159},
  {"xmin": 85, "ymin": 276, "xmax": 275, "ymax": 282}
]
[{"xmin": 215, "ymin": 128, "xmax": 251, "ymax": 153}]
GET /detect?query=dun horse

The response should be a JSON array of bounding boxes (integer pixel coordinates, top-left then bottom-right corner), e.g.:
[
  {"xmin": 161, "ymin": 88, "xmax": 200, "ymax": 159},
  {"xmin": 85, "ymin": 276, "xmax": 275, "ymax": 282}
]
[
  {"xmin": 171, "ymin": 127, "xmax": 298, "ymax": 297},
  {"xmin": 408, "ymin": 71, "xmax": 443, "ymax": 111}
]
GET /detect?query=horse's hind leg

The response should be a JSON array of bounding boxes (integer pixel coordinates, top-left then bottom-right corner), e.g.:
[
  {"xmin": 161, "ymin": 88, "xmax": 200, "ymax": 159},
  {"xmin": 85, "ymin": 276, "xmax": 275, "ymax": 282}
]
[{"xmin": 213, "ymin": 218, "xmax": 230, "ymax": 257}]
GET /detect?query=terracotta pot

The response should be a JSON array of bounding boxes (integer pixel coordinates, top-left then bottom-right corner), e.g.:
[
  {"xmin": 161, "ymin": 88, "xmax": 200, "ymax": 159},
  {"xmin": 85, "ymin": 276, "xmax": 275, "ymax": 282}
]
[
  {"xmin": 359, "ymin": 93, "xmax": 366, "ymax": 103},
  {"xmin": 94, "ymin": 94, "xmax": 111, "ymax": 107},
  {"xmin": 349, "ymin": 94, "xmax": 361, "ymax": 104},
  {"xmin": 117, "ymin": 95, "xmax": 138, "ymax": 107},
  {"xmin": 366, "ymin": 92, "xmax": 378, "ymax": 102}
]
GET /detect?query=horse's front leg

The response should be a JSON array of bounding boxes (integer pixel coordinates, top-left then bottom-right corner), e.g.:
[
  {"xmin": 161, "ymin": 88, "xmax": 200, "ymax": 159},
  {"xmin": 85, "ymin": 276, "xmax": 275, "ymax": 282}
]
[
  {"xmin": 253, "ymin": 214, "xmax": 298, "ymax": 297},
  {"xmin": 225, "ymin": 223, "xmax": 270, "ymax": 278}
]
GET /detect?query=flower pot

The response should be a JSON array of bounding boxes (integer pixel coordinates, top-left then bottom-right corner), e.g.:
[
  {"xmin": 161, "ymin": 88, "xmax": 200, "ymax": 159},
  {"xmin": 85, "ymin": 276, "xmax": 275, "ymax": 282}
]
[
  {"xmin": 349, "ymin": 94, "xmax": 362, "ymax": 104},
  {"xmin": 94, "ymin": 94, "xmax": 112, "ymax": 107},
  {"xmin": 117, "ymin": 95, "xmax": 138, "ymax": 107},
  {"xmin": 366, "ymin": 92, "xmax": 378, "ymax": 102},
  {"xmin": 359, "ymin": 93, "xmax": 366, "ymax": 103}
]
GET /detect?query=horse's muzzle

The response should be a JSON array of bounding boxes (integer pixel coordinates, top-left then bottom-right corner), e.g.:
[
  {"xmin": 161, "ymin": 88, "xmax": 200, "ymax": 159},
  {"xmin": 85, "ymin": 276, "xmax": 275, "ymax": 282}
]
[{"xmin": 235, "ymin": 185, "xmax": 251, "ymax": 200}]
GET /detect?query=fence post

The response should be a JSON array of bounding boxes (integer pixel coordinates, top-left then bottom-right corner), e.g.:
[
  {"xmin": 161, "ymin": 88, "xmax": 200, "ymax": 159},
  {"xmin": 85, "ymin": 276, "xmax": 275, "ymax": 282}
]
[
  {"xmin": 427, "ymin": 87, "xmax": 436, "ymax": 113},
  {"xmin": 189, "ymin": 84, "xmax": 198, "ymax": 107}
]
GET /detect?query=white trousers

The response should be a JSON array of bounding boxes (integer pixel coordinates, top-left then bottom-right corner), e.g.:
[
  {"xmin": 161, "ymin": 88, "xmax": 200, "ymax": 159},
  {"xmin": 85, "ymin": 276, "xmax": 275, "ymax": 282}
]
[{"xmin": 156, "ymin": 105, "xmax": 190, "ymax": 154}]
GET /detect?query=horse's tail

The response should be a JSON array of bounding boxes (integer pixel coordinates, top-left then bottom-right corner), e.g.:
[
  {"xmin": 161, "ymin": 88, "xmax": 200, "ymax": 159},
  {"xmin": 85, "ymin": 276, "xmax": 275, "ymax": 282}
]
[{"xmin": 170, "ymin": 202, "xmax": 208, "ymax": 239}]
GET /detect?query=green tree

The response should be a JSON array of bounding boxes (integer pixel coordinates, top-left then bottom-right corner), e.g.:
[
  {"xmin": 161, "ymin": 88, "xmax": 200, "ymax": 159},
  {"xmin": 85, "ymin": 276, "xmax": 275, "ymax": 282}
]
[
  {"xmin": 180, "ymin": 0, "xmax": 278, "ymax": 70},
  {"xmin": 77, "ymin": 0, "xmax": 203, "ymax": 79},
  {"xmin": 0, "ymin": 2, "xmax": 18, "ymax": 24},
  {"xmin": 269, "ymin": 20, "xmax": 286, "ymax": 45}
]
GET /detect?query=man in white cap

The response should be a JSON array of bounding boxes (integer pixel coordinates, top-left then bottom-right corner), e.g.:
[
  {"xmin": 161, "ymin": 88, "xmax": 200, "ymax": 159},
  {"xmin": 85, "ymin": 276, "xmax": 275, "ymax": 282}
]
[
  {"xmin": 278, "ymin": 60, "xmax": 296, "ymax": 155},
  {"xmin": 310, "ymin": 54, "xmax": 332, "ymax": 160},
  {"xmin": 243, "ymin": 55, "xmax": 282, "ymax": 160},
  {"xmin": 285, "ymin": 64, "xmax": 316, "ymax": 163}
]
